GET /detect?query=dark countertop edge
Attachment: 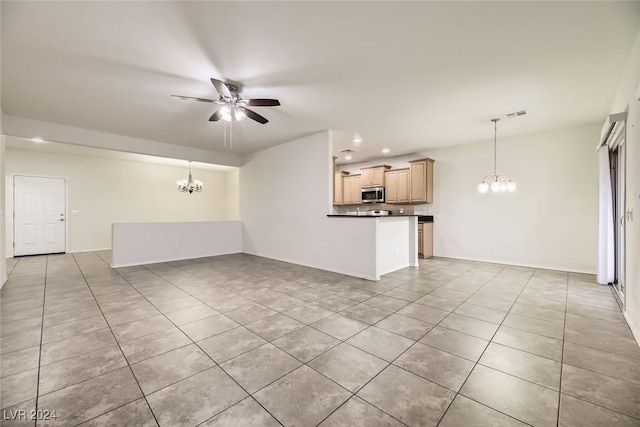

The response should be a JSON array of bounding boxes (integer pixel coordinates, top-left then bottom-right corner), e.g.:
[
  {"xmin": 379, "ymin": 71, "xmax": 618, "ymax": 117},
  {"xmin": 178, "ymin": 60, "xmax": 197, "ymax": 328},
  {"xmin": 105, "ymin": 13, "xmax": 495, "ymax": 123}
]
[{"xmin": 327, "ymin": 215, "xmax": 433, "ymax": 222}]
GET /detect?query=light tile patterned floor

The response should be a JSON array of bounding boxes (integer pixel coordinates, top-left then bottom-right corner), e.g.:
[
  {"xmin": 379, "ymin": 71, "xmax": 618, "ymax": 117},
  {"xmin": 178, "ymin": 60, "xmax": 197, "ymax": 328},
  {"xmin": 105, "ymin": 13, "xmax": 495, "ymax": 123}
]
[{"xmin": 1, "ymin": 252, "xmax": 639, "ymax": 426}]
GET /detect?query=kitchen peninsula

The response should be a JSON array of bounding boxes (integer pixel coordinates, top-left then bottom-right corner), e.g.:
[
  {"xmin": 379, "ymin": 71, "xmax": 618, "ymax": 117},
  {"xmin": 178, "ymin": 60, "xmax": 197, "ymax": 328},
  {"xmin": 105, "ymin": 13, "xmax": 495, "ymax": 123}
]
[
  {"xmin": 330, "ymin": 156, "xmax": 435, "ymax": 278},
  {"xmin": 327, "ymin": 214, "xmax": 419, "ymax": 280}
]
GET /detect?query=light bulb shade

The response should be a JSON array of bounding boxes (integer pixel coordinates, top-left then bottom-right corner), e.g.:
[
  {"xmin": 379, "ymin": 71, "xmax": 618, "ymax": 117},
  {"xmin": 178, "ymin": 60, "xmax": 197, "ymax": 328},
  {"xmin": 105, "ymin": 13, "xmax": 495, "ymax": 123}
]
[
  {"xmin": 491, "ymin": 181, "xmax": 500, "ymax": 192},
  {"xmin": 234, "ymin": 108, "xmax": 246, "ymax": 121},
  {"xmin": 507, "ymin": 181, "xmax": 517, "ymax": 192},
  {"xmin": 478, "ymin": 182, "xmax": 489, "ymax": 193},
  {"xmin": 220, "ymin": 106, "xmax": 232, "ymax": 122}
]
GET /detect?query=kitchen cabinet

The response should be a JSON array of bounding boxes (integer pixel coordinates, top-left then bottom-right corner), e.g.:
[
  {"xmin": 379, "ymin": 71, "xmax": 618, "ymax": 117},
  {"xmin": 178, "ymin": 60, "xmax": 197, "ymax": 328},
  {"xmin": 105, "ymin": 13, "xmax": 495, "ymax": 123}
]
[
  {"xmin": 385, "ymin": 168, "xmax": 410, "ymax": 204},
  {"xmin": 343, "ymin": 174, "xmax": 363, "ymax": 205},
  {"xmin": 334, "ymin": 171, "xmax": 349, "ymax": 205},
  {"xmin": 361, "ymin": 165, "xmax": 391, "ymax": 188},
  {"xmin": 409, "ymin": 158, "xmax": 434, "ymax": 203},
  {"xmin": 418, "ymin": 222, "xmax": 433, "ymax": 259}
]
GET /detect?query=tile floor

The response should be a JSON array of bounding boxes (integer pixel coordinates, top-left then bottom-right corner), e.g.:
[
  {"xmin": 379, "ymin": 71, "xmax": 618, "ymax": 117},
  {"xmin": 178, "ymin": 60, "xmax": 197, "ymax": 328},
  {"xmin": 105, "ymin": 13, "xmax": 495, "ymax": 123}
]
[{"xmin": 1, "ymin": 252, "xmax": 639, "ymax": 426}]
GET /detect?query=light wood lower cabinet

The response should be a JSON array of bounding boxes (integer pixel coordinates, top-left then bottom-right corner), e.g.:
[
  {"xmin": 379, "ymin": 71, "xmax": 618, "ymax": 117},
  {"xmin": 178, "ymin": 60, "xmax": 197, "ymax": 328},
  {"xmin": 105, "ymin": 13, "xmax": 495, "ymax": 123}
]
[{"xmin": 418, "ymin": 222, "xmax": 433, "ymax": 259}]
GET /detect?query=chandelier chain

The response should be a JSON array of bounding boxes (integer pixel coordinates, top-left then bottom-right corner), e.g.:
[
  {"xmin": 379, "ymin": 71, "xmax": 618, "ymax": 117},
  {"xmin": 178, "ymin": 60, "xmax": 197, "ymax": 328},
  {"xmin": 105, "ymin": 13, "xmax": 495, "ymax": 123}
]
[{"xmin": 493, "ymin": 118, "xmax": 498, "ymax": 176}]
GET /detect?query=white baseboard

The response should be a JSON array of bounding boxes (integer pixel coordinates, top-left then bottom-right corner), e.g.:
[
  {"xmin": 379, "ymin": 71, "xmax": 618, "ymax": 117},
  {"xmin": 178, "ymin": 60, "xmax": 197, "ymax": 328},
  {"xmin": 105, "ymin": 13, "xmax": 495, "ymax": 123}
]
[
  {"xmin": 434, "ymin": 254, "xmax": 596, "ymax": 275},
  {"xmin": 623, "ymin": 311, "xmax": 640, "ymax": 348},
  {"xmin": 110, "ymin": 250, "xmax": 242, "ymax": 269},
  {"xmin": 243, "ymin": 251, "xmax": 380, "ymax": 281},
  {"xmin": 68, "ymin": 248, "xmax": 112, "ymax": 254}
]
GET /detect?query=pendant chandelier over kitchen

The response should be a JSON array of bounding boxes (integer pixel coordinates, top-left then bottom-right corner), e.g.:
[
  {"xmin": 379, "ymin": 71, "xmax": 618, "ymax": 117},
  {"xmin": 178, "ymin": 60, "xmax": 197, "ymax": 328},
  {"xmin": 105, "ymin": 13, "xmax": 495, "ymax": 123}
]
[
  {"xmin": 478, "ymin": 118, "xmax": 516, "ymax": 193},
  {"xmin": 177, "ymin": 161, "xmax": 203, "ymax": 194}
]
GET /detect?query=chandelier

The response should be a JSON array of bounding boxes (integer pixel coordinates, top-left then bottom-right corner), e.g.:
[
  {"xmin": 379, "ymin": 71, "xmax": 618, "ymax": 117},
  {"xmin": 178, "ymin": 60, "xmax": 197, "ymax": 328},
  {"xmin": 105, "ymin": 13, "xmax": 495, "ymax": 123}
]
[
  {"xmin": 478, "ymin": 118, "xmax": 516, "ymax": 193},
  {"xmin": 177, "ymin": 162, "xmax": 203, "ymax": 194}
]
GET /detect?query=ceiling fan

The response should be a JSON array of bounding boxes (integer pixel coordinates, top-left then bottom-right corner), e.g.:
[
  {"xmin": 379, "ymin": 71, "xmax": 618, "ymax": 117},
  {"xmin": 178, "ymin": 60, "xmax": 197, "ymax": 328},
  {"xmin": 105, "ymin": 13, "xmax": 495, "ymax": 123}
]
[{"xmin": 172, "ymin": 78, "xmax": 280, "ymax": 124}]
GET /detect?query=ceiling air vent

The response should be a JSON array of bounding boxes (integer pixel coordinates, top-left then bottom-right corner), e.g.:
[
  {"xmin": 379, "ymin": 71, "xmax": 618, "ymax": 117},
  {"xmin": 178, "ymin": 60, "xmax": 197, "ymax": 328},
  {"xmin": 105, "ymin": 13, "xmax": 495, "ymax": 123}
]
[{"xmin": 506, "ymin": 110, "xmax": 527, "ymax": 119}]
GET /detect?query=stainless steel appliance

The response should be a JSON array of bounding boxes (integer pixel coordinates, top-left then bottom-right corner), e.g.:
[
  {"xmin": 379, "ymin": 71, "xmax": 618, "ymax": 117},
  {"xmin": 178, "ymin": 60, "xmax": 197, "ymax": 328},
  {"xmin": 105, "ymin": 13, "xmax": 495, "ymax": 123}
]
[{"xmin": 361, "ymin": 187, "xmax": 385, "ymax": 203}]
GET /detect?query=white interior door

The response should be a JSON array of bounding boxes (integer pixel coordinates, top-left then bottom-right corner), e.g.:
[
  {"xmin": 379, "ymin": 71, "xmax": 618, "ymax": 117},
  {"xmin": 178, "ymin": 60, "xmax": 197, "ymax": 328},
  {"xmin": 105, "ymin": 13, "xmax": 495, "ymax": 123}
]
[{"xmin": 14, "ymin": 176, "xmax": 66, "ymax": 256}]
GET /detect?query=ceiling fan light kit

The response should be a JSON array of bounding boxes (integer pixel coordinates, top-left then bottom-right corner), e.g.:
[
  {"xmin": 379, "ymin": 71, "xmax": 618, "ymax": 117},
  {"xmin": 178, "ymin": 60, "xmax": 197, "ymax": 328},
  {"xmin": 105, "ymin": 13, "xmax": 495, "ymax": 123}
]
[
  {"xmin": 172, "ymin": 78, "xmax": 279, "ymax": 125},
  {"xmin": 478, "ymin": 118, "xmax": 516, "ymax": 194},
  {"xmin": 172, "ymin": 78, "xmax": 280, "ymax": 148}
]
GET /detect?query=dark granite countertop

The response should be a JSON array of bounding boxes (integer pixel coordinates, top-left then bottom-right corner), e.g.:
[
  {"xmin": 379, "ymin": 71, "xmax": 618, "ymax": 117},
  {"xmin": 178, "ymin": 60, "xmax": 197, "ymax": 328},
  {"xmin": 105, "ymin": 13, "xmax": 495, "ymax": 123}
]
[{"xmin": 327, "ymin": 215, "xmax": 433, "ymax": 222}]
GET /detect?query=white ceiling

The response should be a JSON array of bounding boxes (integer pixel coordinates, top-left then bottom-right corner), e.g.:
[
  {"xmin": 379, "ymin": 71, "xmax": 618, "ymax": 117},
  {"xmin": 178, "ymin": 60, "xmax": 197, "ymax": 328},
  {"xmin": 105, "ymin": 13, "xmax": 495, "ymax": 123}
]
[{"xmin": 2, "ymin": 1, "xmax": 639, "ymax": 164}]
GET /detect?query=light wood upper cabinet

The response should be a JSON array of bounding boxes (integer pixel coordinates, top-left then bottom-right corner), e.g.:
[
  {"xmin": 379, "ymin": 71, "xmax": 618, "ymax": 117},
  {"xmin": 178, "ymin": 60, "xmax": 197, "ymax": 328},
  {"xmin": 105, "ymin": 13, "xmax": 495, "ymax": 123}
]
[
  {"xmin": 396, "ymin": 169, "xmax": 410, "ymax": 203},
  {"xmin": 342, "ymin": 174, "xmax": 363, "ymax": 205},
  {"xmin": 361, "ymin": 165, "xmax": 391, "ymax": 188},
  {"xmin": 409, "ymin": 158, "xmax": 434, "ymax": 203},
  {"xmin": 384, "ymin": 168, "xmax": 409, "ymax": 204},
  {"xmin": 334, "ymin": 171, "xmax": 349, "ymax": 205},
  {"xmin": 350, "ymin": 175, "xmax": 362, "ymax": 205},
  {"xmin": 385, "ymin": 170, "xmax": 397, "ymax": 203}
]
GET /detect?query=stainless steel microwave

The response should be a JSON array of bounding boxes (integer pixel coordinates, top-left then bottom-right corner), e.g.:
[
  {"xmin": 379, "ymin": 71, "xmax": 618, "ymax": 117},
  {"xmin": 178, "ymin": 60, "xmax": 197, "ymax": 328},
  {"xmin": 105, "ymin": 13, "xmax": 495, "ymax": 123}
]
[{"xmin": 362, "ymin": 187, "xmax": 385, "ymax": 203}]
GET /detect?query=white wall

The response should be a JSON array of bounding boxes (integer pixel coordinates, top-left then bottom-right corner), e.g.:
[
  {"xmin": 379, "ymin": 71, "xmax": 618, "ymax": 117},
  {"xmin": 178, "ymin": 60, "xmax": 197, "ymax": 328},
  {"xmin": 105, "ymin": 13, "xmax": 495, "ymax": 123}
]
[
  {"xmin": 342, "ymin": 124, "xmax": 599, "ymax": 273},
  {"xmin": 226, "ymin": 169, "xmax": 240, "ymax": 220},
  {"xmin": 609, "ymin": 28, "xmax": 640, "ymax": 345},
  {"xmin": 5, "ymin": 140, "xmax": 239, "ymax": 254},
  {"xmin": 111, "ymin": 221, "xmax": 242, "ymax": 268},
  {"xmin": 1, "ymin": 1, "xmax": 5, "ymax": 286},
  {"xmin": 0, "ymin": 135, "xmax": 6, "ymax": 286},
  {"xmin": 240, "ymin": 131, "xmax": 386, "ymax": 280},
  {"xmin": 423, "ymin": 123, "xmax": 599, "ymax": 273}
]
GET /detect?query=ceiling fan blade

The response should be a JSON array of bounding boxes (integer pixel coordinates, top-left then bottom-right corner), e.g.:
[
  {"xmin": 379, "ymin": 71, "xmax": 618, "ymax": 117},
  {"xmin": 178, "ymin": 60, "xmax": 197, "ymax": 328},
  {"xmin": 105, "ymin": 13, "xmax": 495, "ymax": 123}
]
[
  {"xmin": 171, "ymin": 95, "xmax": 215, "ymax": 103},
  {"xmin": 246, "ymin": 98, "xmax": 280, "ymax": 107},
  {"xmin": 244, "ymin": 108, "xmax": 269, "ymax": 124},
  {"xmin": 210, "ymin": 78, "xmax": 231, "ymax": 99},
  {"xmin": 209, "ymin": 109, "xmax": 223, "ymax": 121}
]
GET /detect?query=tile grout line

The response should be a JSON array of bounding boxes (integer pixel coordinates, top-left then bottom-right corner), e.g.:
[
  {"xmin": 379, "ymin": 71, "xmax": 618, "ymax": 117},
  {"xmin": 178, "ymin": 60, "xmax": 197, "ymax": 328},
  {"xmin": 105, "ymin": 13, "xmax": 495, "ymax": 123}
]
[
  {"xmin": 138, "ymin": 259, "xmax": 452, "ymax": 426},
  {"xmin": 68, "ymin": 253, "xmax": 162, "ymax": 427},
  {"xmin": 434, "ymin": 264, "xmax": 536, "ymax": 427},
  {"xmin": 33, "ymin": 255, "xmax": 48, "ymax": 426},
  {"xmin": 9, "ymin": 254, "xmax": 634, "ymax": 425},
  {"xmin": 557, "ymin": 271, "xmax": 570, "ymax": 427},
  {"xmin": 314, "ymin": 262, "xmax": 502, "ymax": 427},
  {"xmin": 104, "ymin": 259, "xmax": 288, "ymax": 427}
]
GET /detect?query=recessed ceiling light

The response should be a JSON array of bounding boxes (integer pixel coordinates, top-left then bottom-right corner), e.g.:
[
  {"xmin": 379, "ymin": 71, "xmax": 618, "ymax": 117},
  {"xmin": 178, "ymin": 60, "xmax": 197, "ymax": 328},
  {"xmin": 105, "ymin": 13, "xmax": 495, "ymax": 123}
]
[
  {"xmin": 353, "ymin": 134, "xmax": 362, "ymax": 144},
  {"xmin": 345, "ymin": 155, "xmax": 352, "ymax": 161},
  {"xmin": 31, "ymin": 137, "xmax": 45, "ymax": 143},
  {"xmin": 382, "ymin": 148, "xmax": 390, "ymax": 154}
]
